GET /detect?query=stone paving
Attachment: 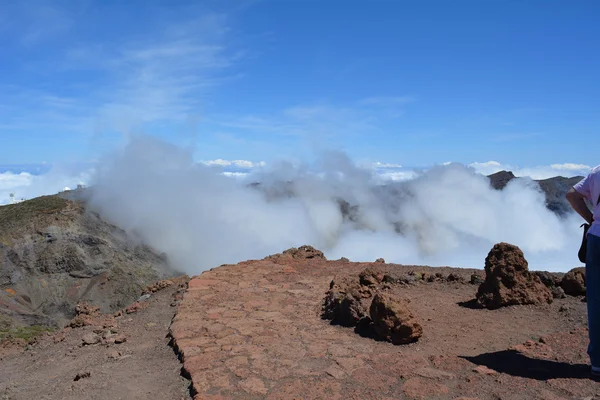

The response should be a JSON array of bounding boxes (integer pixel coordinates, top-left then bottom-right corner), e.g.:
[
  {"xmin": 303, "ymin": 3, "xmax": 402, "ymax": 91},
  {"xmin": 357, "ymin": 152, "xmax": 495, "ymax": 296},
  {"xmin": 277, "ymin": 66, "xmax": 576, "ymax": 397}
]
[{"xmin": 170, "ymin": 256, "xmax": 600, "ymax": 400}]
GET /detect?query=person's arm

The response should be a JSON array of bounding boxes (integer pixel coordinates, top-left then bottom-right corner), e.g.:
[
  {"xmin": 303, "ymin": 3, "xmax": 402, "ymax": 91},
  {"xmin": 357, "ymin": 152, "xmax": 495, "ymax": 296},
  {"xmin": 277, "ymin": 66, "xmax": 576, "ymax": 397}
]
[{"xmin": 566, "ymin": 187, "xmax": 594, "ymax": 224}]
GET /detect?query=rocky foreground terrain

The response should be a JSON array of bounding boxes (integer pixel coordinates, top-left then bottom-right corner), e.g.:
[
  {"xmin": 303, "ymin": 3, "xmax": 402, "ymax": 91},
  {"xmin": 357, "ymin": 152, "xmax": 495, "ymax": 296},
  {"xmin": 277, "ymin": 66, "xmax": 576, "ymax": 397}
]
[{"xmin": 1, "ymin": 244, "xmax": 595, "ymax": 399}]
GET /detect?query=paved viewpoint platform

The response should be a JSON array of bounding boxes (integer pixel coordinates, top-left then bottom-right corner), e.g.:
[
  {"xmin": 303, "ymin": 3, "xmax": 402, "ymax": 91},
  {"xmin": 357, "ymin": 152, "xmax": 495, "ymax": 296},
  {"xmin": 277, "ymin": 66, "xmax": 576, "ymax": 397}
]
[{"xmin": 169, "ymin": 252, "xmax": 599, "ymax": 400}]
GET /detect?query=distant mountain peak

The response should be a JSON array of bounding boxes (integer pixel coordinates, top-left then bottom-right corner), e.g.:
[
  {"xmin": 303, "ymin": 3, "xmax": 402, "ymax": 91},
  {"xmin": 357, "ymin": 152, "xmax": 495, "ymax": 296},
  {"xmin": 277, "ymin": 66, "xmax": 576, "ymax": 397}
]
[{"xmin": 487, "ymin": 170, "xmax": 516, "ymax": 190}]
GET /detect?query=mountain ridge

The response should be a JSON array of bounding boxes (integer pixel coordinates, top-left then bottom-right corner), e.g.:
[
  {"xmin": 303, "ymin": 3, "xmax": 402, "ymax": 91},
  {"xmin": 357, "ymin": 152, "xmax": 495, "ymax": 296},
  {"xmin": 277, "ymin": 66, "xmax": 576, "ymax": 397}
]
[{"xmin": 487, "ymin": 170, "xmax": 583, "ymax": 216}]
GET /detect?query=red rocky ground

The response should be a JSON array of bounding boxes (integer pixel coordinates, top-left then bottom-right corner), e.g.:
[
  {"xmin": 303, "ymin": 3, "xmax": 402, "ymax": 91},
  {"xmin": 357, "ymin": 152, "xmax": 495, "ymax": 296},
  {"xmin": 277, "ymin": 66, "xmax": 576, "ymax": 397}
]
[
  {"xmin": 1, "ymin": 250, "xmax": 597, "ymax": 399},
  {"xmin": 171, "ymin": 252, "xmax": 598, "ymax": 400}
]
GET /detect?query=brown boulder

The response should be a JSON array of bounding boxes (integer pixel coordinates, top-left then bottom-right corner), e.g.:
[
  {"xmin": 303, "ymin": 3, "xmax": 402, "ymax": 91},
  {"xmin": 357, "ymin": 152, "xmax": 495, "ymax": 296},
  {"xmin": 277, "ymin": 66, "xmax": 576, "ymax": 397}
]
[
  {"xmin": 447, "ymin": 273, "xmax": 466, "ymax": 283},
  {"xmin": 551, "ymin": 286, "xmax": 566, "ymax": 299},
  {"xmin": 534, "ymin": 271, "xmax": 563, "ymax": 288},
  {"xmin": 267, "ymin": 245, "xmax": 326, "ymax": 261},
  {"xmin": 69, "ymin": 302, "xmax": 102, "ymax": 328},
  {"xmin": 369, "ymin": 292, "xmax": 423, "ymax": 345},
  {"xmin": 359, "ymin": 268, "xmax": 384, "ymax": 286},
  {"xmin": 114, "ymin": 334, "xmax": 127, "ymax": 344},
  {"xmin": 470, "ymin": 274, "xmax": 484, "ymax": 285},
  {"xmin": 82, "ymin": 332, "xmax": 101, "ymax": 345},
  {"xmin": 561, "ymin": 267, "xmax": 586, "ymax": 296},
  {"xmin": 476, "ymin": 243, "xmax": 553, "ymax": 309},
  {"xmin": 322, "ymin": 276, "xmax": 373, "ymax": 327}
]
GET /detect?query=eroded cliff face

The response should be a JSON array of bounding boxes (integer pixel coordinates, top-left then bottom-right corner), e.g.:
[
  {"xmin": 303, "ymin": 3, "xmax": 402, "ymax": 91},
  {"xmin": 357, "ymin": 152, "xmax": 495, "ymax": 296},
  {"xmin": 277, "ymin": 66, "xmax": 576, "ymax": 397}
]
[{"xmin": 0, "ymin": 194, "xmax": 177, "ymax": 331}]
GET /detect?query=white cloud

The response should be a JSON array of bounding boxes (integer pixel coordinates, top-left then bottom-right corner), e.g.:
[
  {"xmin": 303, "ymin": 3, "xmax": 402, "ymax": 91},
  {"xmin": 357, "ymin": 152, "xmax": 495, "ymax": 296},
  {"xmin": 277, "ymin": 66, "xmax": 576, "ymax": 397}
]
[
  {"xmin": 376, "ymin": 171, "xmax": 419, "ymax": 182},
  {"xmin": 201, "ymin": 159, "xmax": 266, "ymax": 169},
  {"xmin": 550, "ymin": 163, "xmax": 591, "ymax": 171},
  {"xmin": 0, "ymin": 168, "xmax": 91, "ymax": 206},
  {"xmin": 373, "ymin": 162, "xmax": 404, "ymax": 168},
  {"xmin": 83, "ymin": 136, "xmax": 583, "ymax": 274},
  {"xmin": 222, "ymin": 172, "xmax": 250, "ymax": 179},
  {"xmin": 468, "ymin": 161, "xmax": 591, "ymax": 180},
  {"xmin": 0, "ymin": 172, "xmax": 34, "ymax": 191}
]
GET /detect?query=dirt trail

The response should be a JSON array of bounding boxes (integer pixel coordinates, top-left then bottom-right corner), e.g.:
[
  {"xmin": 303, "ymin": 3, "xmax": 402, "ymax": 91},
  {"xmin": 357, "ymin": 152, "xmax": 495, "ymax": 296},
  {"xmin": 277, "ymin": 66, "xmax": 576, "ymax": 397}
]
[{"xmin": 0, "ymin": 283, "xmax": 191, "ymax": 400}]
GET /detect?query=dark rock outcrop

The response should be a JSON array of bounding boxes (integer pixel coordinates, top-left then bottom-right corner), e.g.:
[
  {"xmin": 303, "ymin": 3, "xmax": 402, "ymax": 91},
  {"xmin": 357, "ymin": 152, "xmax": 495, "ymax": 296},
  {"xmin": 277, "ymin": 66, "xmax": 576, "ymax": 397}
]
[
  {"xmin": 534, "ymin": 271, "xmax": 566, "ymax": 299},
  {"xmin": 488, "ymin": 171, "xmax": 516, "ymax": 190},
  {"xmin": 322, "ymin": 276, "xmax": 373, "ymax": 327},
  {"xmin": 470, "ymin": 274, "xmax": 484, "ymax": 285},
  {"xmin": 476, "ymin": 243, "xmax": 553, "ymax": 309},
  {"xmin": 561, "ymin": 267, "xmax": 586, "ymax": 296}
]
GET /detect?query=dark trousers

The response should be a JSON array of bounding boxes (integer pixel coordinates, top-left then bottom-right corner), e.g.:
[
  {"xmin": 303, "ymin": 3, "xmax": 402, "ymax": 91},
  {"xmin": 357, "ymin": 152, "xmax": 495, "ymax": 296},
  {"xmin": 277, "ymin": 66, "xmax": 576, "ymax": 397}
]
[{"xmin": 587, "ymin": 233, "xmax": 600, "ymax": 367}]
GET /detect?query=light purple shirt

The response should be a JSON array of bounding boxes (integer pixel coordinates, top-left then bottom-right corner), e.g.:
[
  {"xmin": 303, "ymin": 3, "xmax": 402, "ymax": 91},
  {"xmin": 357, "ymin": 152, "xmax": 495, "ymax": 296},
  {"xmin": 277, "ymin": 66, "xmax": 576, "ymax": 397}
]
[{"xmin": 574, "ymin": 165, "xmax": 600, "ymax": 236}]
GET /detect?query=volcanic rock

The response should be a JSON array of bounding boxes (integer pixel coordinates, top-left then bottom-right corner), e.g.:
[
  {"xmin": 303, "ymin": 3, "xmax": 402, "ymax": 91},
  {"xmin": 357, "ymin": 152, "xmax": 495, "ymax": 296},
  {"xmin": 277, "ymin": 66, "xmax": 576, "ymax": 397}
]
[
  {"xmin": 369, "ymin": 292, "xmax": 423, "ymax": 345},
  {"xmin": 534, "ymin": 271, "xmax": 563, "ymax": 288},
  {"xmin": 533, "ymin": 271, "xmax": 566, "ymax": 299},
  {"xmin": 142, "ymin": 279, "xmax": 175, "ymax": 295},
  {"xmin": 322, "ymin": 276, "xmax": 372, "ymax": 327},
  {"xmin": 69, "ymin": 302, "xmax": 103, "ymax": 328},
  {"xmin": 359, "ymin": 268, "xmax": 384, "ymax": 286},
  {"xmin": 552, "ymin": 286, "xmax": 567, "ymax": 299},
  {"xmin": 470, "ymin": 274, "xmax": 484, "ymax": 285},
  {"xmin": 82, "ymin": 333, "xmax": 101, "ymax": 345},
  {"xmin": 266, "ymin": 245, "xmax": 326, "ymax": 261},
  {"xmin": 561, "ymin": 267, "xmax": 586, "ymax": 296},
  {"xmin": 114, "ymin": 334, "xmax": 127, "ymax": 344},
  {"xmin": 476, "ymin": 243, "xmax": 553, "ymax": 309},
  {"xmin": 73, "ymin": 371, "xmax": 91, "ymax": 381},
  {"xmin": 447, "ymin": 273, "xmax": 465, "ymax": 283}
]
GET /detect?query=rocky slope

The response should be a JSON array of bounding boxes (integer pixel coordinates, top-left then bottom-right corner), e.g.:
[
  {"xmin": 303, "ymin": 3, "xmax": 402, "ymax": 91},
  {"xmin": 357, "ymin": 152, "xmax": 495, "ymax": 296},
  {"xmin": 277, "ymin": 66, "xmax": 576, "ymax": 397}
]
[
  {"xmin": 0, "ymin": 194, "xmax": 179, "ymax": 336},
  {"xmin": 0, "ymin": 279, "xmax": 191, "ymax": 400}
]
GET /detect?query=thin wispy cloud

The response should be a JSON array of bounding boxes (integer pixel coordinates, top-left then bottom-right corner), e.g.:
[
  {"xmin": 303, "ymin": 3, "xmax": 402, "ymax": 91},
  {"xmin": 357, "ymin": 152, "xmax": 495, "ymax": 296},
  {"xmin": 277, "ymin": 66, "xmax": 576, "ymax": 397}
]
[
  {"xmin": 201, "ymin": 159, "xmax": 265, "ymax": 169},
  {"xmin": 2, "ymin": 1, "xmax": 77, "ymax": 46},
  {"xmin": 0, "ymin": 5, "xmax": 242, "ymax": 139},
  {"xmin": 214, "ymin": 96, "xmax": 414, "ymax": 140}
]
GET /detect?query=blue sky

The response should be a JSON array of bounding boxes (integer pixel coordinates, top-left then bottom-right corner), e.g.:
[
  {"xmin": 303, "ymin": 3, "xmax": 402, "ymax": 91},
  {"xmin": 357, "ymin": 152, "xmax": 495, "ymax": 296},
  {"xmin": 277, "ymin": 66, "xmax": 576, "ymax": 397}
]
[{"xmin": 0, "ymin": 0, "xmax": 598, "ymax": 169}]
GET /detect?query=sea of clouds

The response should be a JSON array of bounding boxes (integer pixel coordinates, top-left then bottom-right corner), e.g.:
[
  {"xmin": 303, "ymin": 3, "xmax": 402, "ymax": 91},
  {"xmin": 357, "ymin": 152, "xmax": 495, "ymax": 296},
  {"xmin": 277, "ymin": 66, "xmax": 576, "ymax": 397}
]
[{"xmin": 0, "ymin": 136, "xmax": 591, "ymax": 273}]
